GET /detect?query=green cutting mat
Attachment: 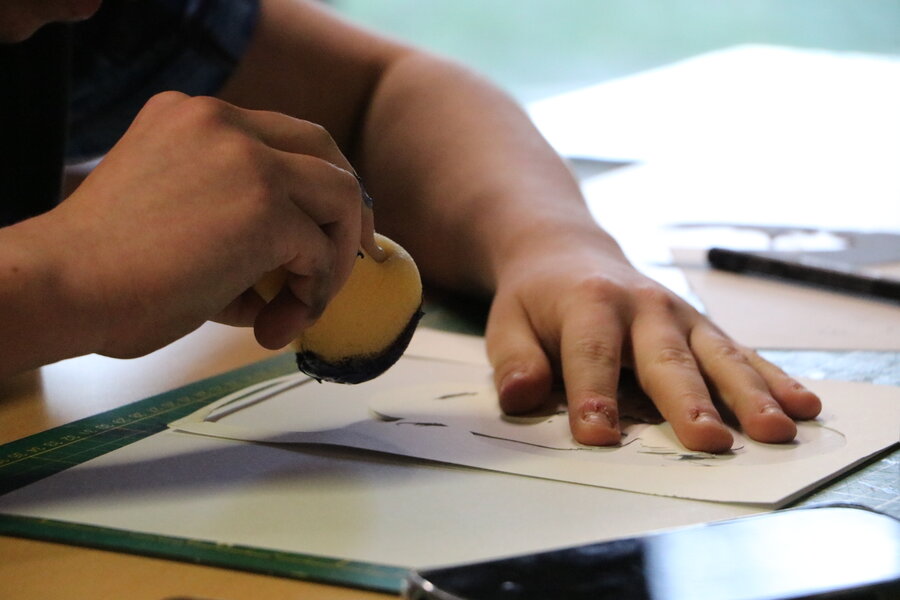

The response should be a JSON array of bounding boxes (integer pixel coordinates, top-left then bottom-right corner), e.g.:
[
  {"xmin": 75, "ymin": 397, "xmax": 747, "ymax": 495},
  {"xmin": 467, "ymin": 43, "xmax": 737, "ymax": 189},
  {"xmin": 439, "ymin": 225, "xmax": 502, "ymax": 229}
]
[{"xmin": 0, "ymin": 353, "xmax": 406, "ymax": 594}]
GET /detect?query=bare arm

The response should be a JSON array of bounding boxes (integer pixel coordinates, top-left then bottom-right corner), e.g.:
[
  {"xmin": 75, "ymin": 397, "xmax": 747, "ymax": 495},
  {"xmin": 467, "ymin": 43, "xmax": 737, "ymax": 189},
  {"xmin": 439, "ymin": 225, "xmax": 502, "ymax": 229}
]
[
  {"xmin": 0, "ymin": 214, "xmax": 101, "ymax": 375},
  {"xmin": 218, "ymin": 0, "xmax": 602, "ymax": 293}
]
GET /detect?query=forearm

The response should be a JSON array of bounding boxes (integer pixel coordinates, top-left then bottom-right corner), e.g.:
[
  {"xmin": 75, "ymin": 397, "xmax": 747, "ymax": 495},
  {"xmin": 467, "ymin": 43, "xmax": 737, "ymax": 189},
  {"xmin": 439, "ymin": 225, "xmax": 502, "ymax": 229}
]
[
  {"xmin": 216, "ymin": 0, "xmax": 626, "ymax": 294},
  {"xmin": 357, "ymin": 52, "xmax": 625, "ymax": 294},
  {"xmin": 0, "ymin": 214, "xmax": 101, "ymax": 378}
]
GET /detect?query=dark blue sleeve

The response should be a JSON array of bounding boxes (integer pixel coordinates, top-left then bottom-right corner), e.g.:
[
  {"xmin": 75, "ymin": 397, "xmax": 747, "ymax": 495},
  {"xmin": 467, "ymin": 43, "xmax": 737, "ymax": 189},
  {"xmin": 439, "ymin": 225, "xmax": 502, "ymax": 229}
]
[{"xmin": 66, "ymin": 0, "xmax": 260, "ymax": 163}]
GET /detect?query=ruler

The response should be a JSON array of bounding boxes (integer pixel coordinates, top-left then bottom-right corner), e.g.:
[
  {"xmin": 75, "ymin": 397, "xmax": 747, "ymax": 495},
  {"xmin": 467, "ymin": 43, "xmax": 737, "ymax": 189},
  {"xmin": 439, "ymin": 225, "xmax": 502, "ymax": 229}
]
[{"xmin": 0, "ymin": 353, "xmax": 406, "ymax": 594}]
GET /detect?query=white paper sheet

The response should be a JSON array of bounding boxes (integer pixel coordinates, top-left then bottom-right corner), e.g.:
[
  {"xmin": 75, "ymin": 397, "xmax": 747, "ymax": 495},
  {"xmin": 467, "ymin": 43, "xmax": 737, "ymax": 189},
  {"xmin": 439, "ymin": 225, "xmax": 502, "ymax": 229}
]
[
  {"xmin": 167, "ymin": 352, "xmax": 899, "ymax": 506},
  {"xmin": 0, "ymin": 428, "xmax": 768, "ymax": 568},
  {"xmin": 528, "ymin": 45, "xmax": 900, "ymax": 166},
  {"xmin": 578, "ymin": 159, "xmax": 900, "ymax": 266}
]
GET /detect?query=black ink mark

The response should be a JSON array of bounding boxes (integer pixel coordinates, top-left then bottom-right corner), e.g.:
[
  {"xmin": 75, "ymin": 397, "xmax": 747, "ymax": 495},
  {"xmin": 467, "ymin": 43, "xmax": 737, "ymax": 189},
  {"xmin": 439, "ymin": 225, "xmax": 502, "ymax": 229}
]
[
  {"xmin": 637, "ymin": 446, "xmax": 732, "ymax": 464},
  {"xmin": 374, "ymin": 413, "xmax": 402, "ymax": 422},
  {"xmin": 676, "ymin": 454, "xmax": 719, "ymax": 462},
  {"xmin": 396, "ymin": 422, "xmax": 448, "ymax": 427},
  {"xmin": 435, "ymin": 391, "xmax": 479, "ymax": 400},
  {"xmin": 471, "ymin": 431, "xmax": 630, "ymax": 452}
]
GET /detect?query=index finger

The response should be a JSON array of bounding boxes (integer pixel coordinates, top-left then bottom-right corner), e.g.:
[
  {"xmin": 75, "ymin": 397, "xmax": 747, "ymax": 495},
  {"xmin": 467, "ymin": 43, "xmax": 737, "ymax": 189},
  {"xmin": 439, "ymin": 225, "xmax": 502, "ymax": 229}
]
[
  {"xmin": 233, "ymin": 108, "xmax": 356, "ymax": 173},
  {"xmin": 235, "ymin": 108, "xmax": 385, "ymax": 262}
]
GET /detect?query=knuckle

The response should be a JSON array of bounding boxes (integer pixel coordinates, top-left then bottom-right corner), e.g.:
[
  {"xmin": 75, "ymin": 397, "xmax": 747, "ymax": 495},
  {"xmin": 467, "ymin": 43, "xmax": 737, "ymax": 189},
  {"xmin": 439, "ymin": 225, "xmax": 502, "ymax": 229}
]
[
  {"xmin": 298, "ymin": 120, "xmax": 334, "ymax": 146},
  {"xmin": 294, "ymin": 238, "xmax": 337, "ymax": 281},
  {"xmin": 191, "ymin": 94, "xmax": 230, "ymax": 115},
  {"xmin": 176, "ymin": 95, "xmax": 231, "ymax": 127},
  {"xmin": 318, "ymin": 240, "xmax": 338, "ymax": 272},
  {"xmin": 572, "ymin": 275, "xmax": 625, "ymax": 304},
  {"xmin": 322, "ymin": 165, "xmax": 363, "ymax": 219},
  {"xmin": 223, "ymin": 132, "xmax": 267, "ymax": 169},
  {"xmin": 740, "ymin": 346, "xmax": 791, "ymax": 379},
  {"xmin": 653, "ymin": 346, "xmax": 696, "ymax": 369},
  {"xmin": 142, "ymin": 90, "xmax": 188, "ymax": 112},
  {"xmin": 222, "ymin": 147, "xmax": 277, "ymax": 207},
  {"xmin": 709, "ymin": 341, "xmax": 747, "ymax": 364},
  {"xmin": 743, "ymin": 347, "xmax": 774, "ymax": 370},
  {"xmin": 133, "ymin": 92, "xmax": 189, "ymax": 128},
  {"xmin": 293, "ymin": 119, "xmax": 345, "ymax": 165},
  {"xmin": 335, "ymin": 165, "xmax": 362, "ymax": 200},
  {"xmin": 633, "ymin": 284, "xmax": 678, "ymax": 313},
  {"xmin": 570, "ymin": 336, "xmax": 619, "ymax": 370}
]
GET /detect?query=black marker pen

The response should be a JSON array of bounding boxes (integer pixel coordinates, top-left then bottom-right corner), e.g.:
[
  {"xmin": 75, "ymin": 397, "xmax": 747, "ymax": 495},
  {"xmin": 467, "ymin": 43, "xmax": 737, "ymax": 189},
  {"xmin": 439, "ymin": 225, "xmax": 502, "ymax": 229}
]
[{"xmin": 707, "ymin": 247, "xmax": 900, "ymax": 302}]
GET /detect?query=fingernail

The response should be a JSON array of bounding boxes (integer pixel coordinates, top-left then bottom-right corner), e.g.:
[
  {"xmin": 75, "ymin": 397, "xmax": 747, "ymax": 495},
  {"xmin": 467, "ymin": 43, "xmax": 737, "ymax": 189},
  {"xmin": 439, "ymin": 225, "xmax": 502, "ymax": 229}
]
[
  {"xmin": 362, "ymin": 237, "xmax": 387, "ymax": 263},
  {"xmin": 581, "ymin": 400, "xmax": 618, "ymax": 429},
  {"xmin": 499, "ymin": 371, "xmax": 525, "ymax": 398},
  {"xmin": 311, "ymin": 287, "xmax": 329, "ymax": 320},
  {"xmin": 296, "ymin": 277, "xmax": 328, "ymax": 322},
  {"xmin": 361, "ymin": 186, "xmax": 374, "ymax": 209},
  {"xmin": 498, "ymin": 371, "xmax": 529, "ymax": 413},
  {"xmin": 357, "ymin": 175, "xmax": 374, "ymax": 208},
  {"xmin": 690, "ymin": 409, "xmax": 723, "ymax": 426}
]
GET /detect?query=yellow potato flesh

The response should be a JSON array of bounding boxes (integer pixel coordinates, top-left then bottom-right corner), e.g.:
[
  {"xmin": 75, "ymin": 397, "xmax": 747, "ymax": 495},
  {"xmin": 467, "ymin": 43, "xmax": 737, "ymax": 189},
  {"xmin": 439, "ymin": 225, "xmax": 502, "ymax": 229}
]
[{"xmin": 254, "ymin": 234, "xmax": 423, "ymax": 383}]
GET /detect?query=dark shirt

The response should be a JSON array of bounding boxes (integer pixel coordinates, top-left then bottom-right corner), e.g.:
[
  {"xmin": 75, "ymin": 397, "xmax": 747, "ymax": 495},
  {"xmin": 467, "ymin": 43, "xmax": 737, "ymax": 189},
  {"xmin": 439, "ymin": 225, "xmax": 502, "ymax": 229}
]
[
  {"xmin": 0, "ymin": 0, "xmax": 259, "ymax": 227},
  {"xmin": 0, "ymin": 24, "xmax": 70, "ymax": 226}
]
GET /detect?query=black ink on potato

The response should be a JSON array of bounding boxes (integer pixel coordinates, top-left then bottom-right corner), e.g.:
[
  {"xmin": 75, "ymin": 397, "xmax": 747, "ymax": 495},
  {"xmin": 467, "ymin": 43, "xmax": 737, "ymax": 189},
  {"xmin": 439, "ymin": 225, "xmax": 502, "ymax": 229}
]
[{"xmin": 255, "ymin": 234, "xmax": 424, "ymax": 384}]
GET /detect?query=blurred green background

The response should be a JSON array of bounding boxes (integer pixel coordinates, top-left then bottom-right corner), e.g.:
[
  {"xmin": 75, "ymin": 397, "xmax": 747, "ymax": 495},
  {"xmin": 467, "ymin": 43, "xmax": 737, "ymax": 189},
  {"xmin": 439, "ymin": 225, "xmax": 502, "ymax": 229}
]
[{"xmin": 332, "ymin": 0, "xmax": 900, "ymax": 102}]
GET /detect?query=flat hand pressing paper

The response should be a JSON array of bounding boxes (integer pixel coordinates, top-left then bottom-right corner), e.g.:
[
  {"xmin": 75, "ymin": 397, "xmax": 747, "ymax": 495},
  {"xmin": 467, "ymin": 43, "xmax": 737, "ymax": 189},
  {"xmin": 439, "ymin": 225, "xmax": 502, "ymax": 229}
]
[{"xmin": 169, "ymin": 350, "xmax": 899, "ymax": 506}]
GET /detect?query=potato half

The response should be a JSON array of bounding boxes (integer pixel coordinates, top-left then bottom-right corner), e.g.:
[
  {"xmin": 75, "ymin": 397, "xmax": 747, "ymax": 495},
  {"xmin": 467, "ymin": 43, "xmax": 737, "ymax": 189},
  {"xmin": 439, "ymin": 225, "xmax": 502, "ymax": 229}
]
[{"xmin": 254, "ymin": 234, "xmax": 423, "ymax": 383}]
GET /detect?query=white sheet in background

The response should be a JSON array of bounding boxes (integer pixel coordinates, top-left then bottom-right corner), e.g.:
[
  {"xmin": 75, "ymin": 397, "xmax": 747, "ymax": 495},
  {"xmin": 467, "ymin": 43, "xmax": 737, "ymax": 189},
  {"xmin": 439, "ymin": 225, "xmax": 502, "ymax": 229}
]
[
  {"xmin": 578, "ymin": 159, "xmax": 900, "ymax": 270},
  {"xmin": 528, "ymin": 44, "xmax": 900, "ymax": 166}
]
